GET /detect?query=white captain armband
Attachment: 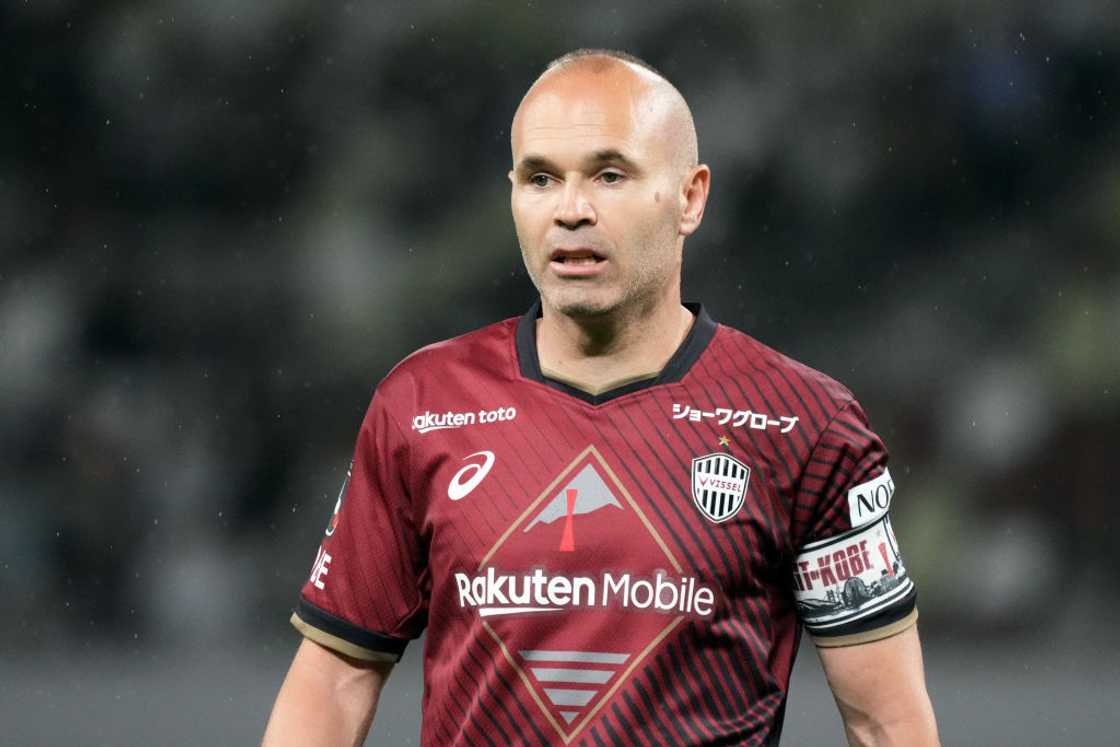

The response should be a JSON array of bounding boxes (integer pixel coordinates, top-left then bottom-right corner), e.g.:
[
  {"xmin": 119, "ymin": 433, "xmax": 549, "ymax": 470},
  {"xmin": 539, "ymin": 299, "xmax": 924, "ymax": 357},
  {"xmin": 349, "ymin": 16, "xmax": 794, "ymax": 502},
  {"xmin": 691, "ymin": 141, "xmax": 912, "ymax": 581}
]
[{"xmin": 791, "ymin": 515, "xmax": 915, "ymax": 634}]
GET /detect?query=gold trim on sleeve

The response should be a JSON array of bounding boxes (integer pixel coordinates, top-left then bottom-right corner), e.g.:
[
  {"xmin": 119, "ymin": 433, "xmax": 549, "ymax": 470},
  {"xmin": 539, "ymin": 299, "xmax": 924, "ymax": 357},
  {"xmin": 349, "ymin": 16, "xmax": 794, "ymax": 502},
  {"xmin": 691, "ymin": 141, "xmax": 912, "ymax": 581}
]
[
  {"xmin": 289, "ymin": 612, "xmax": 400, "ymax": 663},
  {"xmin": 811, "ymin": 607, "xmax": 919, "ymax": 648}
]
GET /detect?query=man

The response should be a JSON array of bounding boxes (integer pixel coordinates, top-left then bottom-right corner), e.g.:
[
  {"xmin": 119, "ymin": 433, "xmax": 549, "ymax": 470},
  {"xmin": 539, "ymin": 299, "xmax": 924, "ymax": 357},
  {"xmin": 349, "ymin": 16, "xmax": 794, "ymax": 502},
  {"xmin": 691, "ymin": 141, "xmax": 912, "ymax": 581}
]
[{"xmin": 262, "ymin": 49, "xmax": 939, "ymax": 746}]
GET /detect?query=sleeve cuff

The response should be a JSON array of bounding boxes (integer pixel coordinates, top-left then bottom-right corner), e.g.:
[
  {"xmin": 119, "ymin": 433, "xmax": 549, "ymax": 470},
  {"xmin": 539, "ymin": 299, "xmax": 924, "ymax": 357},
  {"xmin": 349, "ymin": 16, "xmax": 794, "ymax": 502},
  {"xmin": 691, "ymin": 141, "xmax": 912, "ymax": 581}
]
[
  {"xmin": 291, "ymin": 597, "xmax": 410, "ymax": 663},
  {"xmin": 812, "ymin": 607, "xmax": 919, "ymax": 648}
]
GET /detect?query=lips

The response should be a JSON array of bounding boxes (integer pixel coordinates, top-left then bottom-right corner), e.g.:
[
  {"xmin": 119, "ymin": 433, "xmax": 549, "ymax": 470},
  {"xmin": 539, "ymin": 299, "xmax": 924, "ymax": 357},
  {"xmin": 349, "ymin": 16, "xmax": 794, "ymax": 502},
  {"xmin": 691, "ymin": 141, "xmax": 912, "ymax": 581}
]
[
  {"xmin": 547, "ymin": 247, "xmax": 608, "ymax": 278},
  {"xmin": 549, "ymin": 247, "xmax": 605, "ymax": 264}
]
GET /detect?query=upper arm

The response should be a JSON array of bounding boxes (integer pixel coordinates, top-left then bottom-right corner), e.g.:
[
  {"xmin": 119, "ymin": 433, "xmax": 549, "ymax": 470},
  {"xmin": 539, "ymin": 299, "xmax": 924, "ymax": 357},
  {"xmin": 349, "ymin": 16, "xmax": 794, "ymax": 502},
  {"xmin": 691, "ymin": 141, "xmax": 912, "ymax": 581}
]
[
  {"xmin": 788, "ymin": 397, "xmax": 937, "ymax": 744},
  {"xmin": 267, "ymin": 384, "xmax": 423, "ymax": 743},
  {"xmin": 816, "ymin": 624, "xmax": 939, "ymax": 747},
  {"xmin": 288, "ymin": 636, "xmax": 394, "ymax": 698},
  {"xmin": 791, "ymin": 399, "xmax": 917, "ymax": 646},
  {"xmin": 262, "ymin": 638, "xmax": 393, "ymax": 747}
]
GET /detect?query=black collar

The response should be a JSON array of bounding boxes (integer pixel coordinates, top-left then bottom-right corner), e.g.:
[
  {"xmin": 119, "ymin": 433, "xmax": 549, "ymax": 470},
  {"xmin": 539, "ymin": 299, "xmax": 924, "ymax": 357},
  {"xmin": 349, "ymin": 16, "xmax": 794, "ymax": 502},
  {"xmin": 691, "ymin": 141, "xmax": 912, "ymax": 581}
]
[{"xmin": 515, "ymin": 300, "xmax": 718, "ymax": 405}]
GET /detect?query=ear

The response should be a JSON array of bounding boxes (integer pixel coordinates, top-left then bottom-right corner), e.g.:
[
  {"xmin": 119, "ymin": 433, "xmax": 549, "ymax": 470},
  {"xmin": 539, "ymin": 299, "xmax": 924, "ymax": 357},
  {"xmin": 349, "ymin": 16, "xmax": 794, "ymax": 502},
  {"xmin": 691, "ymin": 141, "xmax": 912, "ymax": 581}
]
[
  {"xmin": 679, "ymin": 164, "xmax": 711, "ymax": 237},
  {"xmin": 508, "ymin": 169, "xmax": 516, "ymax": 187}
]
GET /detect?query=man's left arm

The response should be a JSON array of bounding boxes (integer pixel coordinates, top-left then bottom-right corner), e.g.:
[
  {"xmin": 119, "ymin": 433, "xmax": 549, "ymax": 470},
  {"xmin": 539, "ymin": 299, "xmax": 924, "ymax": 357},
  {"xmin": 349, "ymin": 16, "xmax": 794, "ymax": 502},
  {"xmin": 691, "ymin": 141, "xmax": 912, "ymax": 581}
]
[
  {"xmin": 789, "ymin": 397, "xmax": 939, "ymax": 746},
  {"xmin": 817, "ymin": 624, "xmax": 939, "ymax": 747}
]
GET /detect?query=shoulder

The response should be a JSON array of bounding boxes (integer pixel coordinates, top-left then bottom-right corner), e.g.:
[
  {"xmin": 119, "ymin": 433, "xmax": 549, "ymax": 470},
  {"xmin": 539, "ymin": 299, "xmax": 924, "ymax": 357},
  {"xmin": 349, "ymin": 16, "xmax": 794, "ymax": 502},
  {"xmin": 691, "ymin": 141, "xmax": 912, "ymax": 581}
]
[
  {"xmin": 374, "ymin": 314, "xmax": 521, "ymax": 403},
  {"xmin": 710, "ymin": 322, "xmax": 858, "ymax": 420}
]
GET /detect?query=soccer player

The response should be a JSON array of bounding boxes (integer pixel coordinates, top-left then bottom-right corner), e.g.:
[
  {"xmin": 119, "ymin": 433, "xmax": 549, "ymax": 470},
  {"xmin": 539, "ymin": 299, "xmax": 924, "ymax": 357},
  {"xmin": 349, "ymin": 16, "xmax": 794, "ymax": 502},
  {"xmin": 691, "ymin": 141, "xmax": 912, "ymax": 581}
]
[{"xmin": 262, "ymin": 49, "xmax": 940, "ymax": 746}]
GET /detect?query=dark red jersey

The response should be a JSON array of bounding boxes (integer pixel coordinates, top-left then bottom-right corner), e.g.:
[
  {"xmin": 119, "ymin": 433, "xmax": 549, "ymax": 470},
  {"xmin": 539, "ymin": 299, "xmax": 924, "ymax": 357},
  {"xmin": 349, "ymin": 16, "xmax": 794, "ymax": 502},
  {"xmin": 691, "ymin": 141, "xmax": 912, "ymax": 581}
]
[{"xmin": 293, "ymin": 302, "xmax": 918, "ymax": 746}]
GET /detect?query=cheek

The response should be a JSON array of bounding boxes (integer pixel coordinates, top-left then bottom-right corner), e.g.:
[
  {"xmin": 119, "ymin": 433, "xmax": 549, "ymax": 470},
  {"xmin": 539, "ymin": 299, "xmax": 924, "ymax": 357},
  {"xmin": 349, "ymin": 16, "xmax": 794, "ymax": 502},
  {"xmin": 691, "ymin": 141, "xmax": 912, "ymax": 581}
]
[
  {"xmin": 618, "ymin": 199, "xmax": 679, "ymax": 247},
  {"xmin": 511, "ymin": 201, "xmax": 548, "ymax": 245}
]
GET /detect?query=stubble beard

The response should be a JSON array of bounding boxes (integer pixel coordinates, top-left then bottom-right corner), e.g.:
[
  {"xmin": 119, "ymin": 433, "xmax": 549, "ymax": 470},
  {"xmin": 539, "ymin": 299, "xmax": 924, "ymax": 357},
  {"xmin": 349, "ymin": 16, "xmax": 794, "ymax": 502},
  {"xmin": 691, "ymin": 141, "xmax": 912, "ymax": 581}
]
[
  {"xmin": 520, "ymin": 222, "xmax": 681, "ymax": 323},
  {"xmin": 523, "ymin": 252, "xmax": 661, "ymax": 323}
]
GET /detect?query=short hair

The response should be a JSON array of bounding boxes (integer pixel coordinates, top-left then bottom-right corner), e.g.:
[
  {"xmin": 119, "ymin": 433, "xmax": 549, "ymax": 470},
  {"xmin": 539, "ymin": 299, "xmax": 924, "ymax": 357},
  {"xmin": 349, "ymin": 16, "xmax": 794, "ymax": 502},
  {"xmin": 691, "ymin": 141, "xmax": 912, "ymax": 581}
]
[{"xmin": 544, "ymin": 48, "xmax": 668, "ymax": 81}]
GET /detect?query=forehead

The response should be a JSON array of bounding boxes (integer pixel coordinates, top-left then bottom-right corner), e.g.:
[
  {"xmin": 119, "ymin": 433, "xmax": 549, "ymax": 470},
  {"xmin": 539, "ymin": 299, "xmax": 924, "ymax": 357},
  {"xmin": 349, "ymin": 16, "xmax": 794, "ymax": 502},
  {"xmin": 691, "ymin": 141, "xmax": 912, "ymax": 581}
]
[{"xmin": 511, "ymin": 66, "xmax": 664, "ymax": 161}]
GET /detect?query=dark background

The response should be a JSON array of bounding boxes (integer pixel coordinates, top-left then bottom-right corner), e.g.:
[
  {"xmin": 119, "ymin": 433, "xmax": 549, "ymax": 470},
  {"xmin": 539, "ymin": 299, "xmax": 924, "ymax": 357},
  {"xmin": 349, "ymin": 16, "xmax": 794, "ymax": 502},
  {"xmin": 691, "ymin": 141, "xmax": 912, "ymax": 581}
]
[{"xmin": 1, "ymin": 1, "xmax": 1117, "ymax": 744}]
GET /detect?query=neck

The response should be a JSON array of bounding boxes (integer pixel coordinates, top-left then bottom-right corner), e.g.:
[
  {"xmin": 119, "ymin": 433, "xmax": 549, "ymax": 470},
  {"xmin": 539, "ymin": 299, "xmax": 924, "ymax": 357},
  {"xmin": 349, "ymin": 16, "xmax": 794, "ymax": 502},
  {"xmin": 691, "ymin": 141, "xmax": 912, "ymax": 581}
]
[{"xmin": 536, "ymin": 291, "xmax": 694, "ymax": 395}]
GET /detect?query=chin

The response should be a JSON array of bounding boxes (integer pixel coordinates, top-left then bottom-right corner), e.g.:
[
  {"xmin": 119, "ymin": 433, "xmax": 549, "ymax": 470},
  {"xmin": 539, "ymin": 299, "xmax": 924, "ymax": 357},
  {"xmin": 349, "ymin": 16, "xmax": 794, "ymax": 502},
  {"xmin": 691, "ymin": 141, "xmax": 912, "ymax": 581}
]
[{"xmin": 546, "ymin": 290, "xmax": 619, "ymax": 320}]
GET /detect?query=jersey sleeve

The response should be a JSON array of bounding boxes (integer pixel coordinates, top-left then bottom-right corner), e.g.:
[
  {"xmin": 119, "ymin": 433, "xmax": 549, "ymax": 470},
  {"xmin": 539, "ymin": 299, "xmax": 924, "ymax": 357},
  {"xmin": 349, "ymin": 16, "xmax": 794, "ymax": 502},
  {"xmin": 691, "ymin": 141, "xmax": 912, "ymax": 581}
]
[
  {"xmin": 791, "ymin": 399, "xmax": 918, "ymax": 647},
  {"xmin": 290, "ymin": 387, "xmax": 428, "ymax": 662}
]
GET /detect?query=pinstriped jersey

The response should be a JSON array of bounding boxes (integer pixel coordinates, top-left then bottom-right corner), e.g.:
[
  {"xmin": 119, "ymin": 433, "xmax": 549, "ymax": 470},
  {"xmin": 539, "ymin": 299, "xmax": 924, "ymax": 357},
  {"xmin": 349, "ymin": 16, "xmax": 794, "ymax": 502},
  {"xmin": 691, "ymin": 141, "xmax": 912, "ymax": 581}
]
[{"xmin": 292, "ymin": 302, "xmax": 918, "ymax": 746}]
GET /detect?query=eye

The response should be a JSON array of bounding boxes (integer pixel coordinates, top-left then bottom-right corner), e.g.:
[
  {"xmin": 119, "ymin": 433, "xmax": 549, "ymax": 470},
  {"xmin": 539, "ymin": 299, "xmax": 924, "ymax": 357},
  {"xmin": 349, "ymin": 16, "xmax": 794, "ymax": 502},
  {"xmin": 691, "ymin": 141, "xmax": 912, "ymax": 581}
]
[
  {"xmin": 529, "ymin": 173, "xmax": 551, "ymax": 188},
  {"xmin": 598, "ymin": 170, "xmax": 625, "ymax": 185}
]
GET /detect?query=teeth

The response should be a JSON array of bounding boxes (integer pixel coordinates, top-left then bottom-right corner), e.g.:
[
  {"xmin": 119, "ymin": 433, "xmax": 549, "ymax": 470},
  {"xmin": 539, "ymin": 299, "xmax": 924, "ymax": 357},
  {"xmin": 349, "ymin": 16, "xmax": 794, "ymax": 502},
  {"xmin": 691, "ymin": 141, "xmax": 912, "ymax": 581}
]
[{"xmin": 564, "ymin": 256, "xmax": 597, "ymax": 265}]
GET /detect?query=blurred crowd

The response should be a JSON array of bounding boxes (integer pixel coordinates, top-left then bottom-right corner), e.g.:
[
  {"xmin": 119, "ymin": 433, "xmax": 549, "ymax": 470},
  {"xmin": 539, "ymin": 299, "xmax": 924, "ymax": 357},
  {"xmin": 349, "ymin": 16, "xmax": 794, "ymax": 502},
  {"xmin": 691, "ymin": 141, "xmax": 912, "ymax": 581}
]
[{"xmin": 1, "ymin": 0, "xmax": 1117, "ymax": 655}]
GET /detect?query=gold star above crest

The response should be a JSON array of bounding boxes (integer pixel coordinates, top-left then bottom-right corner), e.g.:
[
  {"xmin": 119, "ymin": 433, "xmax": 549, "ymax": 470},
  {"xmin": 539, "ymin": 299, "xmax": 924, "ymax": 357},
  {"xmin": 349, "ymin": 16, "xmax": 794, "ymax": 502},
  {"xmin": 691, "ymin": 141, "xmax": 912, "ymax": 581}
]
[{"xmin": 718, "ymin": 435, "xmax": 731, "ymax": 448}]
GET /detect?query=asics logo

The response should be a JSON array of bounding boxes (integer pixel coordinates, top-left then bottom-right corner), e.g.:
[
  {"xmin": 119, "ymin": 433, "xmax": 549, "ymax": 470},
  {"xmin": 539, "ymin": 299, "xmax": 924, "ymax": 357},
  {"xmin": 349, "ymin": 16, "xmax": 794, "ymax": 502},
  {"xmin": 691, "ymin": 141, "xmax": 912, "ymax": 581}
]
[{"xmin": 448, "ymin": 451, "xmax": 495, "ymax": 501}]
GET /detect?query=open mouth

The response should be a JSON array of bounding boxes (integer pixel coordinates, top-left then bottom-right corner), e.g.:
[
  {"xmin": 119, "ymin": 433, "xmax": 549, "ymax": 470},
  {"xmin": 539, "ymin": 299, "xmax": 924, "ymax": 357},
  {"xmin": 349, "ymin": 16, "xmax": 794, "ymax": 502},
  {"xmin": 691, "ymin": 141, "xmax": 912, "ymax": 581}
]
[{"xmin": 550, "ymin": 249, "xmax": 605, "ymax": 266}]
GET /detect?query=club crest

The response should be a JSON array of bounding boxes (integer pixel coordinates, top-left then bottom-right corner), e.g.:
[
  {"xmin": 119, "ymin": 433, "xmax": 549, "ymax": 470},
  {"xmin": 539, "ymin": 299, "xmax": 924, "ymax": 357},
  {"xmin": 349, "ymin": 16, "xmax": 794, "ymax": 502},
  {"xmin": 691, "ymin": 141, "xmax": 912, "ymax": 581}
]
[{"xmin": 691, "ymin": 453, "xmax": 750, "ymax": 523}]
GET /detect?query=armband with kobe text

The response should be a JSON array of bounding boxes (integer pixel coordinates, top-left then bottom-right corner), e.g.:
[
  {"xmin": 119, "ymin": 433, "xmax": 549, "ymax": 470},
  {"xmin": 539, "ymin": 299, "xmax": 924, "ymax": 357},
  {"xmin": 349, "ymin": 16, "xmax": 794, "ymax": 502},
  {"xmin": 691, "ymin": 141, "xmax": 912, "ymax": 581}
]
[{"xmin": 792, "ymin": 515, "xmax": 914, "ymax": 634}]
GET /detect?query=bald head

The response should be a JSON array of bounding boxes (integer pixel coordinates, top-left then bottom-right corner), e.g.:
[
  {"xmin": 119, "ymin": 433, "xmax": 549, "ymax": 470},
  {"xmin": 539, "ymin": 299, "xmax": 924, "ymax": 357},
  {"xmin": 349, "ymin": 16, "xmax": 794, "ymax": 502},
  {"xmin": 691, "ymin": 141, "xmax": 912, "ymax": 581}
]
[
  {"xmin": 507, "ymin": 50, "xmax": 712, "ymax": 325},
  {"xmin": 512, "ymin": 51, "xmax": 699, "ymax": 176}
]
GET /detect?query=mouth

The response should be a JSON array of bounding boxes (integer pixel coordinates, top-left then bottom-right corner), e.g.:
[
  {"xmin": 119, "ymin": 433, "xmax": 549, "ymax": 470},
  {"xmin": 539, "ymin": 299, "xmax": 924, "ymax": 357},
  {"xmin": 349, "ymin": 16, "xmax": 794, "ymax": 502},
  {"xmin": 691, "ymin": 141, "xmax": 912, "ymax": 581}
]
[{"xmin": 549, "ymin": 248, "xmax": 606, "ymax": 267}]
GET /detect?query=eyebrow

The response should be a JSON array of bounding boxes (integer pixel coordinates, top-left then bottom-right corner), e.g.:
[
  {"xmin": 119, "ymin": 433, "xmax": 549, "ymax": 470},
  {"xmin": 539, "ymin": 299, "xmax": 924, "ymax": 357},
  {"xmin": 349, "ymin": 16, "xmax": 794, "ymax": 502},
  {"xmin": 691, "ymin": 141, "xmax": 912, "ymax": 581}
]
[{"xmin": 514, "ymin": 148, "xmax": 644, "ymax": 178}]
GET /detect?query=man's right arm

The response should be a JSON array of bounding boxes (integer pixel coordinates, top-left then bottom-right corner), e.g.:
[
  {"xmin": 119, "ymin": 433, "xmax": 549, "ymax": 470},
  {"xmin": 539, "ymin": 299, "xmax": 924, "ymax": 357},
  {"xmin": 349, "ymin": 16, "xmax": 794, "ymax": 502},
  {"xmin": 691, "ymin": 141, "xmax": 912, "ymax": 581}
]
[{"xmin": 262, "ymin": 638, "xmax": 393, "ymax": 747}]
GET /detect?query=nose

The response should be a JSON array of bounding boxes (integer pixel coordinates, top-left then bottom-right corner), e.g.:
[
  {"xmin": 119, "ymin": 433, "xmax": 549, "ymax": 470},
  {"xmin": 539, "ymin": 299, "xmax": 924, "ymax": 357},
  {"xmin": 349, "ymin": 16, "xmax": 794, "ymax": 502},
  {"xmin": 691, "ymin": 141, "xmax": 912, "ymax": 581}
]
[{"xmin": 554, "ymin": 179, "xmax": 596, "ymax": 229}]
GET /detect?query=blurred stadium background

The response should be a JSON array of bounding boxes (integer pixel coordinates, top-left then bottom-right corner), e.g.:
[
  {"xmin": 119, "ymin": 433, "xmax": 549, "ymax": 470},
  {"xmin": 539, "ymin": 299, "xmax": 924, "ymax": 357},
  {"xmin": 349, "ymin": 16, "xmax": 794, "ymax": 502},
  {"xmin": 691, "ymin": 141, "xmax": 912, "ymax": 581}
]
[{"xmin": 1, "ymin": 1, "xmax": 1118, "ymax": 744}]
